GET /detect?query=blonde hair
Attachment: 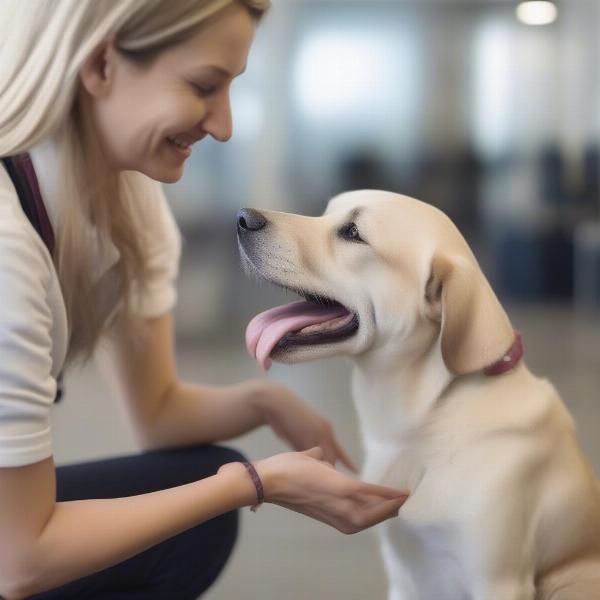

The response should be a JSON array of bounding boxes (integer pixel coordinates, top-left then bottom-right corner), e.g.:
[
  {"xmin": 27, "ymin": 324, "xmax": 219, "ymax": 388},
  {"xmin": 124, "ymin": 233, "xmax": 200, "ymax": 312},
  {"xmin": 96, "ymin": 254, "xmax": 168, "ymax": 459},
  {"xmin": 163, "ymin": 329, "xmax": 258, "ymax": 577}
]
[{"xmin": 0, "ymin": 0, "xmax": 270, "ymax": 366}]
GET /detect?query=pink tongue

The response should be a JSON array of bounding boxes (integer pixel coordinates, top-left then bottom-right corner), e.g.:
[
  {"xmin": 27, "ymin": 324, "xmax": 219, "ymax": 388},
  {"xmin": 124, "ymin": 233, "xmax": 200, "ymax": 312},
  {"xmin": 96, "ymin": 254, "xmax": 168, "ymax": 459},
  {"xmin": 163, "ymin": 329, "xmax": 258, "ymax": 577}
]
[{"xmin": 246, "ymin": 301, "xmax": 349, "ymax": 370}]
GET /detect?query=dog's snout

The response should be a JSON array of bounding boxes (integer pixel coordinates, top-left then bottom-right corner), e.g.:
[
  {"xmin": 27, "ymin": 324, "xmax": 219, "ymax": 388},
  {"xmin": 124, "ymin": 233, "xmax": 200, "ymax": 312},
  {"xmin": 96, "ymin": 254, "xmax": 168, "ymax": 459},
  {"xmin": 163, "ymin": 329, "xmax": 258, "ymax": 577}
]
[{"xmin": 237, "ymin": 208, "xmax": 267, "ymax": 233}]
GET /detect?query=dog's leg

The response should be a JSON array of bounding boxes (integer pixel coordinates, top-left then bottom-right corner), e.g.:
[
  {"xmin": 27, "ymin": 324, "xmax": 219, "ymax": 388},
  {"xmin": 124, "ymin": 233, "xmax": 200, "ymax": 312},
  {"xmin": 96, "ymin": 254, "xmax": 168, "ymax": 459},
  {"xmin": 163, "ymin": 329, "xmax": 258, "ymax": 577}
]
[
  {"xmin": 535, "ymin": 559, "xmax": 600, "ymax": 600},
  {"xmin": 538, "ymin": 582, "xmax": 600, "ymax": 600},
  {"xmin": 380, "ymin": 537, "xmax": 414, "ymax": 600},
  {"xmin": 473, "ymin": 580, "xmax": 536, "ymax": 600},
  {"xmin": 387, "ymin": 585, "xmax": 405, "ymax": 600},
  {"xmin": 461, "ymin": 529, "xmax": 537, "ymax": 600},
  {"xmin": 377, "ymin": 522, "xmax": 469, "ymax": 600},
  {"xmin": 458, "ymin": 458, "xmax": 539, "ymax": 600},
  {"xmin": 378, "ymin": 525, "xmax": 420, "ymax": 600},
  {"xmin": 462, "ymin": 530, "xmax": 536, "ymax": 600}
]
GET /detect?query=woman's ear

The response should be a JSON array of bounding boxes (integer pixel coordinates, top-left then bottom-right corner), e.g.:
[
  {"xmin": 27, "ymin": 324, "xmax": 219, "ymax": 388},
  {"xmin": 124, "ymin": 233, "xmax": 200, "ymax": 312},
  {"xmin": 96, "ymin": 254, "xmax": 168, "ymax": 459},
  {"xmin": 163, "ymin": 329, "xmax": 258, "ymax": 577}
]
[
  {"xmin": 79, "ymin": 38, "xmax": 116, "ymax": 98},
  {"xmin": 426, "ymin": 253, "xmax": 515, "ymax": 375}
]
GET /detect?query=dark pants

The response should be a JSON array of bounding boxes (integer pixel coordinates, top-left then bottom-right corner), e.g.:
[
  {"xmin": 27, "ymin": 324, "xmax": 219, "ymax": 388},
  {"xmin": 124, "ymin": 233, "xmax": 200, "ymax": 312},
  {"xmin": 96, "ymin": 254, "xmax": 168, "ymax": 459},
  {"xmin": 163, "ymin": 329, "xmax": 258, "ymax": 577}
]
[{"xmin": 27, "ymin": 444, "xmax": 246, "ymax": 600}]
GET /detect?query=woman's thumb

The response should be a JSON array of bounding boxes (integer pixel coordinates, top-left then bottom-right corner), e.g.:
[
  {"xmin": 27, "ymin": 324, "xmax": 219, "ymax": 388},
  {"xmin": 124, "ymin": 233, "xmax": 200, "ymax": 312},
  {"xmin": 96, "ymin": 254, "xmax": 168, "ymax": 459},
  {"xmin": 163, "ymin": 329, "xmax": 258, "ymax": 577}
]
[{"xmin": 303, "ymin": 446, "xmax": 324, "ymax": 460}]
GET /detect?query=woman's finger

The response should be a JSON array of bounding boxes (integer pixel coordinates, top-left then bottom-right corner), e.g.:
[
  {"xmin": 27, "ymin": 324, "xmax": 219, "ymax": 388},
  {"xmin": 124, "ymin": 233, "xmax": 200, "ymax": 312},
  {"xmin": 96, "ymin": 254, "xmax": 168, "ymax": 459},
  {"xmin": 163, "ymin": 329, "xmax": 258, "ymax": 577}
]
[
  {"xmin": 353, "ymin": 490, "xmax": 391, "ymax": 509},
  {"xmin": 317, "ymin": 456, "xmax": 336, "ymax": 469},
  {"xmin": 355, "ymin": 496, "xmax": 407, "ymax": 529},
  {"xmin": 355, "ymin": 480, "xmax": 409, "ymax": 500},
  {"xmin": 303, "ymin": 446, "xmax": 324, "ymax": 460},
  {"xmin": 321, "ymin": 445, "xmax": 338, "ymax": 466}
]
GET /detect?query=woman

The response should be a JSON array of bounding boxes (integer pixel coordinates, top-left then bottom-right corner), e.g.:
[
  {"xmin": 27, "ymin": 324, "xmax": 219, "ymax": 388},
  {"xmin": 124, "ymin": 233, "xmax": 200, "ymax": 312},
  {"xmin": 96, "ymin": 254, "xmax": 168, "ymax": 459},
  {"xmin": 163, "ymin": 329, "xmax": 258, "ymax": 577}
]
[{"xmin": 0, "ymin": 1, "xmax": 408, "ymax": 598}]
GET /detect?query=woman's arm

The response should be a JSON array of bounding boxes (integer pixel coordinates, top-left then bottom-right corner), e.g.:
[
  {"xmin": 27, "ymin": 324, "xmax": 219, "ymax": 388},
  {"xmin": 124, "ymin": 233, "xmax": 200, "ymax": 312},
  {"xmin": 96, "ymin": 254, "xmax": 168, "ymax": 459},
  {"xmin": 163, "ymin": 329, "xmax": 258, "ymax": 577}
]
[
  {"xmin": 99, "ymin": 313, "xmax": 355, "ymax": 470},
  {"xmin": 0, "ymin": 451, "xmax": 407, "ymax": 599},
  {"xmin": 0, "ymin": 456, "xmax": 256, "ymax": 599},
  {"xmin": 97, "ymin": 312, "xmax": 269, "ymax": 448}
]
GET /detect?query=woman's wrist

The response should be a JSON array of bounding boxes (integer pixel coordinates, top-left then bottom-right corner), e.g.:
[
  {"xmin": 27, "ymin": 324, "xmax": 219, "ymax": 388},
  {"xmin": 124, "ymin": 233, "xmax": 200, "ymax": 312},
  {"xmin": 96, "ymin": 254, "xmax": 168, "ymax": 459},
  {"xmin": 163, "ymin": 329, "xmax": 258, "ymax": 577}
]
[
  {"xmin": 217, "ymin": 459, "xmax": 275, "ymax": 508},
  {"xmin": 217, "ymin": 462, "xmax": 257, "ymax": 508},
  {"xmin": 241, "ymin": 462, "xmax": 264, "ymax": 511}
]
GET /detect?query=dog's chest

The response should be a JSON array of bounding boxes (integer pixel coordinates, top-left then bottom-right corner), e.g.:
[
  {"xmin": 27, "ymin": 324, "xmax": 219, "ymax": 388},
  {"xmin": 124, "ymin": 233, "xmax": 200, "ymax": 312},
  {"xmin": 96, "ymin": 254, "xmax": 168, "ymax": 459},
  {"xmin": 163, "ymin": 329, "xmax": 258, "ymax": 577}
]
[
  {"xmin": 362, "ymin": 441, "xmax": 426, "ymax": 492},
  {"xmin": 364, "ymin": 445, "xmax": 470, "ymax": 598},
  {"xmin": 363, "ymin": 441, "xmax": 459, "ymax": 523},
  {"xmin": 378, "ymin": 516, "xmax": 469, "ymax": 600}
]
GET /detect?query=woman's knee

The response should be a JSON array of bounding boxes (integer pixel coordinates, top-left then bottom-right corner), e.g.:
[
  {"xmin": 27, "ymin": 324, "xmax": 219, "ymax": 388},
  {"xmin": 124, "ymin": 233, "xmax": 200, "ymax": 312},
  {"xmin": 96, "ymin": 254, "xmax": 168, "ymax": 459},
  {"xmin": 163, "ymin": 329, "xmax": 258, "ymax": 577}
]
[
  {"xmin": 134, "ymin": 444, "xmax": 248, "ymax": 491},
  {"xmin": 179, "ymin": 444, "xmax": 248, "ymax": 480},
  {"xmin": 211, "ymin": 444, "xmax": 248, "ymax": 467}
]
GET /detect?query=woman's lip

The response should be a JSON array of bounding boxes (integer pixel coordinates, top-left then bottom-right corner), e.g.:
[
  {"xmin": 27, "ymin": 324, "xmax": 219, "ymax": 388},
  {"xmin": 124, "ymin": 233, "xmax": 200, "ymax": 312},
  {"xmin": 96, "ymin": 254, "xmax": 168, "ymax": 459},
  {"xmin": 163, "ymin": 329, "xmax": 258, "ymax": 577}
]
[{"xmin": 166, "ymin": 138, "xmax": 192, "ymax": 158}]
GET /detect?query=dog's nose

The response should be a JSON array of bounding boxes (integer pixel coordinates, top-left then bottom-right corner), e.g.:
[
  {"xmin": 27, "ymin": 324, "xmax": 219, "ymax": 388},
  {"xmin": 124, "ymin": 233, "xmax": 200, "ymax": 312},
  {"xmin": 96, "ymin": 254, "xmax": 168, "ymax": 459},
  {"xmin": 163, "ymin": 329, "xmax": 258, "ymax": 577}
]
[{"xmin": 237, "ymin": 208, "xmax": 267, "ymax": 232}]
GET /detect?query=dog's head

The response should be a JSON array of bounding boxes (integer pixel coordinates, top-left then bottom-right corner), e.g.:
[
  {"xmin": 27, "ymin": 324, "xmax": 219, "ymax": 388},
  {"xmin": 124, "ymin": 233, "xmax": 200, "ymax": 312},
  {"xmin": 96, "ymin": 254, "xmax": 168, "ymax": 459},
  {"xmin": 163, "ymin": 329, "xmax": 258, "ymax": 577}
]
[{"xmin": 238, "ymin": 190, "xmax": 514, "ymax": 376}]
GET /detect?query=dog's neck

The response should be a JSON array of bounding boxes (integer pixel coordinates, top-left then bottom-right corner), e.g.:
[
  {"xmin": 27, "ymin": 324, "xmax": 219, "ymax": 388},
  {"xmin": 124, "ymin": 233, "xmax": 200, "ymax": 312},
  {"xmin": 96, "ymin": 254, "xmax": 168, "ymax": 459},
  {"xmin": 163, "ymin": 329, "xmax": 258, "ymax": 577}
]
[{"xmin": 351, "ymin": 335, "xmax": 454, "ymax": 444}]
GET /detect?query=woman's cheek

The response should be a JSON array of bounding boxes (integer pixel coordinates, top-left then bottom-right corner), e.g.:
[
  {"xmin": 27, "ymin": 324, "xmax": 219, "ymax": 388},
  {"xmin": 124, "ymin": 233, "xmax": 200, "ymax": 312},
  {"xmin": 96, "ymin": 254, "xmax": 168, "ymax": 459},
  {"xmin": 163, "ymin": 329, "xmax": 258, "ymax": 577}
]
[{"xmin": 170, "ymin": 94, "xmax": 207, "ymax": 131}]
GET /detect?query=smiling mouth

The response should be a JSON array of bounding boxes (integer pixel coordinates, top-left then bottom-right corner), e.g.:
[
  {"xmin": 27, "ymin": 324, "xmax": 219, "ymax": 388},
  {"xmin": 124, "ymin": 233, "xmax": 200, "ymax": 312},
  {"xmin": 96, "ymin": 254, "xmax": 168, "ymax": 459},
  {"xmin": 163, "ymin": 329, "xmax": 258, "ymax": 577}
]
[
  {"xmin": 167, "ymin": 136, "xmax": 191, "ymax": 149},
  {"xmin": 245, "ymin": 288, "xmax": 360, "ymax": 370},
  {"xmin": 165, "ymin": 140, "xmax": 191, "ymax": 160}
]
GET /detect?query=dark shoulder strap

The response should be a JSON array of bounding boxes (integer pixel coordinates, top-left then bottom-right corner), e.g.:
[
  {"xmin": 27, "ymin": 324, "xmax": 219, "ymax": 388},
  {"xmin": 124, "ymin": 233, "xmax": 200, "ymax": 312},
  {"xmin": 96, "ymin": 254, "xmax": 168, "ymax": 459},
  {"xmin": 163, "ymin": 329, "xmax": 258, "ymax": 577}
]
[
  {"xmin": 1, "ymin": 154, "xmax": 63, "ymax": 403},
  {"xmin": 1, "ymin": 154, "xmax": 55, "ymax": 257}
]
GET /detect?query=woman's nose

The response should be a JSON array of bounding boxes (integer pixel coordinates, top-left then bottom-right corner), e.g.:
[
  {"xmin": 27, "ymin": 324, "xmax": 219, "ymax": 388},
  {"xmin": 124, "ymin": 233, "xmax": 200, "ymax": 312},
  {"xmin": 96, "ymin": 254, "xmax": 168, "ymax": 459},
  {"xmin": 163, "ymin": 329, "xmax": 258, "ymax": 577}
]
[{"xmin": 203, "ymin": 92, "xmax": 233, "ymax": 142}]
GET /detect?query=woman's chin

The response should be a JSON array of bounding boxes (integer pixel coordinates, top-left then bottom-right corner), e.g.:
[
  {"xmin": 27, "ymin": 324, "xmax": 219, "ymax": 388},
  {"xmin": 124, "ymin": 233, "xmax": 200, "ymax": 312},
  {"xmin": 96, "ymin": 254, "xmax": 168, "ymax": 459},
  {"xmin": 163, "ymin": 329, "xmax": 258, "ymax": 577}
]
[
  {"xmin": 140, "ymin": 161, "xmax": 185, "ymax": 184},
  {"xmin": 158, "ymin": 168, "xmax": 184, "ymax": 184}
]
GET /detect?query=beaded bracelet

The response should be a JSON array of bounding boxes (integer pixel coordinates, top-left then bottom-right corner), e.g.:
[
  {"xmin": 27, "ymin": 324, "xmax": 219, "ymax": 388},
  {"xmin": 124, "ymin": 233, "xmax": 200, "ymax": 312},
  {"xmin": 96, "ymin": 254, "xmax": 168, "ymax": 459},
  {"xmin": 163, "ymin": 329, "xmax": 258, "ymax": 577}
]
[{"xmin": 242, "ymin": 461, "xmax": 264, "ymax": 512}]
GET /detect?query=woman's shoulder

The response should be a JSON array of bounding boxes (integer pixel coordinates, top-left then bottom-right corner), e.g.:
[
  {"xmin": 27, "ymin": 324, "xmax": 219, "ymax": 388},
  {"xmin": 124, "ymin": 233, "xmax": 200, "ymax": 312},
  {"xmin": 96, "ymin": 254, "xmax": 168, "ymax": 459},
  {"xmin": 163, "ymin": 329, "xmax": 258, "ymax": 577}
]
[
  {"xmin": 0, "ymin": 160, "xmax": 54, "ymax": 286},
  {"xmin": 0, "ymin": 165, "xmax": 56, "ymax": 469}
]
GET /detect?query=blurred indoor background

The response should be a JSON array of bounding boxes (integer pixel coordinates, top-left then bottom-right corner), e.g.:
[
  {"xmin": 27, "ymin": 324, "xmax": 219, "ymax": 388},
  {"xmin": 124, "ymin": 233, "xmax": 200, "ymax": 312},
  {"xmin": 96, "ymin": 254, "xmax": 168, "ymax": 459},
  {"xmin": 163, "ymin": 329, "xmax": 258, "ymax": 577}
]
[{"xmin": 52, "ymin": 1, "xmax": 600, "ymax": 598}]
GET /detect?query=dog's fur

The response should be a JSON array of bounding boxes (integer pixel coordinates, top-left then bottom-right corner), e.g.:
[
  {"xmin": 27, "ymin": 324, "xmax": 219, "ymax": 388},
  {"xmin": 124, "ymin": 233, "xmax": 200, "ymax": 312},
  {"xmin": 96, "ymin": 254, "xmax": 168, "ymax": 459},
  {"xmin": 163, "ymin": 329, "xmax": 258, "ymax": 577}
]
[{"xmin": 238, "ymin": 190, "xmax": 600, "ymax": 600}]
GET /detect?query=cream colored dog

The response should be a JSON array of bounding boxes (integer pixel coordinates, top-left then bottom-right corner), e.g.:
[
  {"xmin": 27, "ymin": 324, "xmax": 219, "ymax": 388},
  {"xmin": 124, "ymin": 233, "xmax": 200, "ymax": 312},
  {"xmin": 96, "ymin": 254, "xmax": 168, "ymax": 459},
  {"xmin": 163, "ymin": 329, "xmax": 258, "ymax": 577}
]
[{"xmin": 237, "ymin": 190, "xmax": 600, "ymax": 600}]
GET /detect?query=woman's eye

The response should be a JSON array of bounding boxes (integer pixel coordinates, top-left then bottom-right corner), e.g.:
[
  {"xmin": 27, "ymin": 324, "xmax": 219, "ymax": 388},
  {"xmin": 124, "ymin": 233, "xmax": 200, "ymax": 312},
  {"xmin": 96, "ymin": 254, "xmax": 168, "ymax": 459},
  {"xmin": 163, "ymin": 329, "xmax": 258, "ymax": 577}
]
[
  {"xmin": 191, "ymin": 82, "xmax": 216, "ymax": 96},
  {"xmin": 339, "ymin": 222, "xmax": 365, "ymax": 243}
]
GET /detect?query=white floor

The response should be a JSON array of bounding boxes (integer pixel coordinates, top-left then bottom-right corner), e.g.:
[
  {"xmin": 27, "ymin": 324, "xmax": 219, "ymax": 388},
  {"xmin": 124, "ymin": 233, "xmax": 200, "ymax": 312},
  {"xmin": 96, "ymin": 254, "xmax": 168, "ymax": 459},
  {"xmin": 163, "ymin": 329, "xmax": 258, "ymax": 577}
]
[{"xmin": 51, "ymin": 303, "xmax": 600, "ymax": 599}]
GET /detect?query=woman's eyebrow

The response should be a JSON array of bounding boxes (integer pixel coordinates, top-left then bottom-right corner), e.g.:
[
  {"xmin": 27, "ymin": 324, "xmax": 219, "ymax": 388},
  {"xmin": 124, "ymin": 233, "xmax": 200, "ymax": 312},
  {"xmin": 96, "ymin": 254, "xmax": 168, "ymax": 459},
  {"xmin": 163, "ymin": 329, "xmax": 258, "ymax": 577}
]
[{"xmin": 191, "ymin": 64, "xmax": 247, "ymax": 78}]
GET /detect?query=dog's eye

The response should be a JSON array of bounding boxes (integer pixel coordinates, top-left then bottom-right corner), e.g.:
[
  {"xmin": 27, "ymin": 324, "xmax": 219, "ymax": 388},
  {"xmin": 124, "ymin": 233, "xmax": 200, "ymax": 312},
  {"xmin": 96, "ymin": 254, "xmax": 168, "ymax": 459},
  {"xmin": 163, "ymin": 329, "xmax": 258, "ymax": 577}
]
[{"xmin": 338, "ymin": 222, "xmax": 365, "ymax": 243}]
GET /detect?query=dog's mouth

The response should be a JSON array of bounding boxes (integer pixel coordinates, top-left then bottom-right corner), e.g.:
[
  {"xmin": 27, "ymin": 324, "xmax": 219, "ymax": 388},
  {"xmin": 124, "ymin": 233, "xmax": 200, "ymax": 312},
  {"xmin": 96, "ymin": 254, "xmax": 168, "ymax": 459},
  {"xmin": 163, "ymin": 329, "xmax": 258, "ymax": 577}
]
[{"xmin": 246, "ymin": 289, "xmax": 360, "ymax": 370}]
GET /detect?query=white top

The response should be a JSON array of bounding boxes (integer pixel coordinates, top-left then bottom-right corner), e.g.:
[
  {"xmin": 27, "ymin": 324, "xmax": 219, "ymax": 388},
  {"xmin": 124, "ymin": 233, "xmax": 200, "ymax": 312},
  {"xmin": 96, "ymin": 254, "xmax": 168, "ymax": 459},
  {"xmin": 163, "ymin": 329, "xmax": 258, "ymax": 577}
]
[{"xmin": 0, "ymin": 141, "xmax": 182, "ymax": 468}]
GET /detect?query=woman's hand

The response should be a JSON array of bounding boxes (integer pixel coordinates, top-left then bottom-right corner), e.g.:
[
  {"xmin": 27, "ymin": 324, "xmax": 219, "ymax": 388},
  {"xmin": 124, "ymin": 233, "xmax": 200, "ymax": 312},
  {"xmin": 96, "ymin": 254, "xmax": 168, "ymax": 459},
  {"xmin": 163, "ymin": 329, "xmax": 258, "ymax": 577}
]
[
  {"xmin": 250, "ymin": 380, "xmax": 357, "ymax": 472},
  {"xmin": 221, "ymin": 447, "xmax": 409, "ymax": 535}
]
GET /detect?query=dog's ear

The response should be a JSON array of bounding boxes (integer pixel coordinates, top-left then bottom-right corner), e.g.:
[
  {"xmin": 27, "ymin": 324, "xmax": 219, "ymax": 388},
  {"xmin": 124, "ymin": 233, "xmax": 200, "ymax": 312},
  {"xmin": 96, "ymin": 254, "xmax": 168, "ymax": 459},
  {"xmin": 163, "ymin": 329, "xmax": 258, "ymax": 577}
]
[{"xmin": 426, "ymin": 254, "xmax": 514, "ymax": 375}]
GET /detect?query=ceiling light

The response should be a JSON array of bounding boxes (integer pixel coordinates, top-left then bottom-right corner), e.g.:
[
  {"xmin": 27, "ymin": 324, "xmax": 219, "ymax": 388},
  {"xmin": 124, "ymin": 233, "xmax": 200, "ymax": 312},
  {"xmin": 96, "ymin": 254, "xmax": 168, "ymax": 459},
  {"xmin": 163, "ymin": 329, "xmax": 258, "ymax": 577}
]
[{"xmin": 516, "ymin": 1, "xmax": 558, "ymax": 26}]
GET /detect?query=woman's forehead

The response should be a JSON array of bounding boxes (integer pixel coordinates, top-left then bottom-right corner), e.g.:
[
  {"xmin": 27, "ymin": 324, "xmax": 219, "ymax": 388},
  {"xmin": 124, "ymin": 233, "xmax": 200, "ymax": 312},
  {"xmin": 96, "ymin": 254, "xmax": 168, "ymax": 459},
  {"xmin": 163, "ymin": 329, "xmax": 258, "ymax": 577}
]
[{"xmin": 162, "ymin": 4, "xmax": 256, "ymax": 73}]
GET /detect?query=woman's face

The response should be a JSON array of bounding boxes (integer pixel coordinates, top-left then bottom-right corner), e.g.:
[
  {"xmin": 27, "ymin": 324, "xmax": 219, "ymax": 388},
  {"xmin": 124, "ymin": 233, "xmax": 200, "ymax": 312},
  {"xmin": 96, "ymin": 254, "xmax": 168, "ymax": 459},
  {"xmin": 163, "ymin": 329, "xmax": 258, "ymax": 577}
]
[{"xmin": 80, "ymin": 3, "xmax": 256, "ymax": 183}]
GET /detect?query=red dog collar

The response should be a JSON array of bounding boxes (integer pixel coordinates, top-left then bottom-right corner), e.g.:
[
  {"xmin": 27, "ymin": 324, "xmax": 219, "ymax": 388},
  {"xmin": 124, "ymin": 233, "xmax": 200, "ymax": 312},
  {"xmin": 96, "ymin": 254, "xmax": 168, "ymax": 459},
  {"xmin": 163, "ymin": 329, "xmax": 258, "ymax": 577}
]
[{"xmin": 484, "ymin": 332, "xmax": 524, "ymax": 376}]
